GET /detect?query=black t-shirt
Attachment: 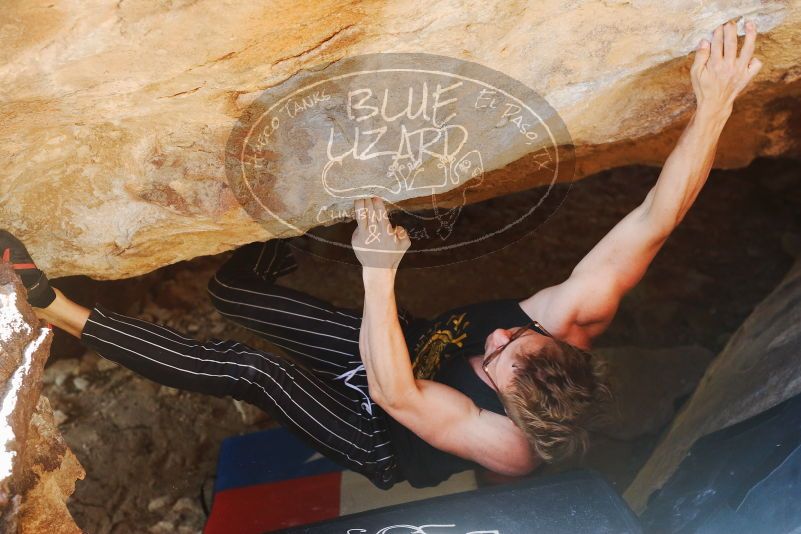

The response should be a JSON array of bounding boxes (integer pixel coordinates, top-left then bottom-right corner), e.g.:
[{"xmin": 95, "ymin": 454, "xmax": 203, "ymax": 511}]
[{"xmin": 388, "ymin": 298, "xmax": 533, "ymax": 488}]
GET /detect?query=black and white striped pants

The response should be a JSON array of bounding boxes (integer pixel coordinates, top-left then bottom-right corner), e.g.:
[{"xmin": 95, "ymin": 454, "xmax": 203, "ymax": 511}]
[{"xmin": 79, "ymin": 240, "xmax": 418, "ymax": 489}]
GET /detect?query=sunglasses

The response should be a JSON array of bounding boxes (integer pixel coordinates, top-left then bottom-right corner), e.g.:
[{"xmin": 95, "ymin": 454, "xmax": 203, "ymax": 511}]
[{"xmin": 481, "ymin": 320, "xmax": 553, "ymax": 393}]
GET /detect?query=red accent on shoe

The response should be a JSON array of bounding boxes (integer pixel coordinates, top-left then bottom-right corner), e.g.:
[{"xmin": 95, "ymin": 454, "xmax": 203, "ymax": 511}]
[
  {"xmin": 2, "ymin": 248, "xmax": 9, "ymax": 263},
  {"xmin": 11, "ymin": 263, "xmax": 36, "ymax": 269}
]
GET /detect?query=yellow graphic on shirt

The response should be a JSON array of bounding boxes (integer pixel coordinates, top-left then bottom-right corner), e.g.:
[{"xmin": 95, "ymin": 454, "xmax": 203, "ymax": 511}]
[{"xmin": 412, "ymin": 313, "xmax": 470, "ymax": 379}]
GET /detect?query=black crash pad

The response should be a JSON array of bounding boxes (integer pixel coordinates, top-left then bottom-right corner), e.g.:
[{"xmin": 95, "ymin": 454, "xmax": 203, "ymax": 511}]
[{"xmin": 278, "ymin": 469, "xmax": 642, "ymax": 533}]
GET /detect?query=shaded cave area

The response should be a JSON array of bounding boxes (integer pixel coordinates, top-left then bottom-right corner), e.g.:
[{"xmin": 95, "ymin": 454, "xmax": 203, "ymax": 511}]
[{"xmin": 43, "ymin": 157, "xmax": 801, "ymax": 533}]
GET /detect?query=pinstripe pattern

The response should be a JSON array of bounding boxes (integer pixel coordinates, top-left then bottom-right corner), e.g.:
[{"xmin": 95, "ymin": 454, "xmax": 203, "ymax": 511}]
[{"xmin": 79, "ymin": 240, "xmax": 407, "ymax": 489}]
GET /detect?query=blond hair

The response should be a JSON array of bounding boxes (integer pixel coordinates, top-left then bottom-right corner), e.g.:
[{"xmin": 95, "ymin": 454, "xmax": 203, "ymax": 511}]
[{"xmin": 500, "ymin": 338, "xmax": 610, "ymax": 462}]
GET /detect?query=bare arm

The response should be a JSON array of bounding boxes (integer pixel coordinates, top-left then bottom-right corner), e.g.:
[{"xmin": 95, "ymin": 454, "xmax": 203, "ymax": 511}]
[
  {"xmin": 353, "ymin": 198, "xmax": 536, "ymax": 476},
  {"xmin": 520, "ymin": 20, "xmax": 762, "ymax": 347}
]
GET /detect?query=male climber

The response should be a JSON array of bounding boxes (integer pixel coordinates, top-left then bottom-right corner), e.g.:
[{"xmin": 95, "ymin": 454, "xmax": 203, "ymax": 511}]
[{"xmin": 2, "ymin": 20, "xmax": 760, "ymax": 489}]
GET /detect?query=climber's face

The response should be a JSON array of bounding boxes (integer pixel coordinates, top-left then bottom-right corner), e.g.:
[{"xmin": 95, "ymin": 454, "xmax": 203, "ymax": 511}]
[{"xmin": 482, "ymin": 324, "xmax": 553, "ymax": 393}]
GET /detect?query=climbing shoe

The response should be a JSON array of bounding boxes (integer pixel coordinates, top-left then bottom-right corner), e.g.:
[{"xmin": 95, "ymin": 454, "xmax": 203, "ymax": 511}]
[{"xmin": 0, "ymin": 230, "xmax": 57, "ymax": 308}]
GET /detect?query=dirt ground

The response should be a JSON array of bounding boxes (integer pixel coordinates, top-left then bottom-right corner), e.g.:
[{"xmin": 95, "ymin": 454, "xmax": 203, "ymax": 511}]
[{"xmin": 44, "ymin": 156, "xmax": 801, "ymax": 533}]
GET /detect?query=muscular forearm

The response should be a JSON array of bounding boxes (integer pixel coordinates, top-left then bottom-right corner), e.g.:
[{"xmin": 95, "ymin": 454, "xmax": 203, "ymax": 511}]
[
  {"xmin": 645, "ymin": 105, "xmax": 731, "ymax": 233},
  {"xmin": 359, "ymin": 267, "xmax": 418, "ymax": 407}
]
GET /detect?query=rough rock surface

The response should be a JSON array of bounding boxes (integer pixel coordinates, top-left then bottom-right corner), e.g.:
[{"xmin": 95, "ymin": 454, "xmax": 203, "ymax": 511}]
[
  {"xmin": 625, "ymin": 254, "xmax": 801, "ymax": 512},
  {"xmin": 1, "ymin": 1, "xmax": 800, "ymax": 279},
  {"xmin": 0, "ymin": 263, "xmax": 84, "ymax": 532},
  {"xmin": 3, "ymin": 397, "xmax": 85, "ymax": 534}
]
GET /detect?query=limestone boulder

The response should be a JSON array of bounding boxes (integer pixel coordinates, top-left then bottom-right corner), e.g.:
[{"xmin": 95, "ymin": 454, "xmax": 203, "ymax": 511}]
[
  {"xmin": 0, "ymin": 0, "xmax": 800, "ymax": 279},
  {"xmin": 624, "ymin": 255, "xmax": 801, "ymax": 512},
  {"xmin": 0, "ymin": 263, "xmax": 84, "ymax": 532}
]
